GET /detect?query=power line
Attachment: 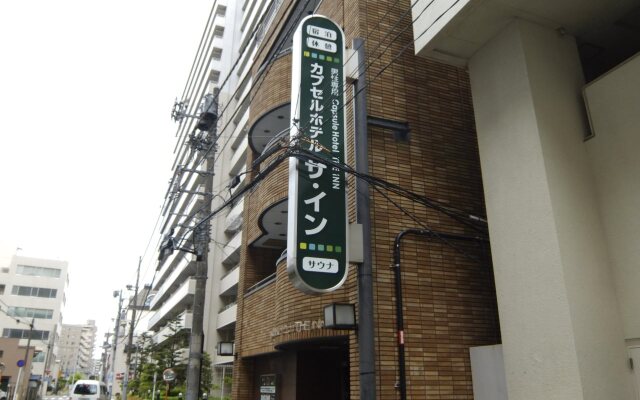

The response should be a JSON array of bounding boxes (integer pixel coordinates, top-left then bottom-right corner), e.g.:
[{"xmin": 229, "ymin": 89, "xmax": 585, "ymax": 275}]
[{"xmin": 159, "ymin": 0, "xmax": 315, "ymax": 244}]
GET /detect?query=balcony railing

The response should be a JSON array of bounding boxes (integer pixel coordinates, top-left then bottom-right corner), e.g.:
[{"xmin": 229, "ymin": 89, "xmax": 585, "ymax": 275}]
[{"xmin": 244, "ymin": 272, "xmax": 276, "ymax": 297}]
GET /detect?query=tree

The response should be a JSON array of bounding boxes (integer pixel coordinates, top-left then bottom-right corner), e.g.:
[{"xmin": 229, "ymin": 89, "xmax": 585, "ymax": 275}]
[
  {"xmin": 127, "ymin": 316, "xmax": 190, "ymax": 398},
  {"xmin": 199, "ymin": 352, "xmax": 213, "ymax": 395}
]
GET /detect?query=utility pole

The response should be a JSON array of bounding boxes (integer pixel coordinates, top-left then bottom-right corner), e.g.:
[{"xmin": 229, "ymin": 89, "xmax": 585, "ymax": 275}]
[
  {"xmin": 101, "ymin": 332, "xmax": 112, "ymax": 384},
  {"xmin": 40, "ymin": 331, "xmax": 54, "ymax": 398},
  {"xmin": 185, "ymin": 94, "xmax": 217, "ymax": 400},
  {"xmin": 110, "ymin": 291, "xmax": 124, "ymax": 399},
  {"xmin": 122, "ymin": 257, "xmax": 141, "ymax": 400}
]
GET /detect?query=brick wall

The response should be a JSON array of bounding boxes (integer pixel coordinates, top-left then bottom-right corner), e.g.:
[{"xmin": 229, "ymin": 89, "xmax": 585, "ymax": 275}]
[{"xmin": 232, "ymin": 0, "xmax": 499, "ymax": 398}]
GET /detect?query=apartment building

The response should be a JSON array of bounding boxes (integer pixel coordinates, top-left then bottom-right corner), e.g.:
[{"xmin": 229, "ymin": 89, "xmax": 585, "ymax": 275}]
[
  {"xmin": 411, "ymin": 0, "xmax": 640, "ymax": 398},
  {"xmin": 0, "ymin": 254, "xmax": 68, "ymax": 397},
  {"xmin": 147, "ymin": 0, "xmax": 272, "ymax": 397},
  {"xmin": 58, "ymin": 320, "xmax": 97, "ymax": 378}
]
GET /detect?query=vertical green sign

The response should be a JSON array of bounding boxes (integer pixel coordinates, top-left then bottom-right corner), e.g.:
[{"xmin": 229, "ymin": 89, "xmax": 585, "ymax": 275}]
[{"xmin": 288, "ymin": 15, "xmax": 348, "ymax": 294}]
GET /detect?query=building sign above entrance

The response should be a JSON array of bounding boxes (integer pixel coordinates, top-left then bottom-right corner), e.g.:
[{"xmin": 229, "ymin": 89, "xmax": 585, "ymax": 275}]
[{"xmin": 288, "ymin": 15, "xmax": 348, "ymax": 295}]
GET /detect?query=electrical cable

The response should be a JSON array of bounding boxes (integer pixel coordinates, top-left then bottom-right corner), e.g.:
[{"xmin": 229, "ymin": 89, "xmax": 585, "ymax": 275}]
[
  {"xmin": 190, "ymin": 0, "xmax": 314, "ymax": 173},
  {"xmin": 171, "ymin": 0, "xmax": 298, "ymax": 168},
  {"xmin": 372, "ymin": 185, "xmax": 482, "ymax": 263},
  {"xmin": 159, "ymin": 0, "xmax": 316, "ymax": 245},
  {"xmin": 156, "ymin": 0, "xmax": 481, "ymax": 284},
  {"xmin": 170, "ymin": 0, "xmax": 436, "ymax": 201}
]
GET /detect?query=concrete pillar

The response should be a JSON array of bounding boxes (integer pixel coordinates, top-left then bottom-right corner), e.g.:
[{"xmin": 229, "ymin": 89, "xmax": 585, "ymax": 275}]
[{"xmin": 468, "ymin": 20, "xmax": 634, "ymax": 399}]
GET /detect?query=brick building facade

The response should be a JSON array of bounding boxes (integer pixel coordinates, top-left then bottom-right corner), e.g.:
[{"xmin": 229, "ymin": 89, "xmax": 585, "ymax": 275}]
[{"xmin": 230, "ymin": 0, "xmax": 501, "ymax": 399}]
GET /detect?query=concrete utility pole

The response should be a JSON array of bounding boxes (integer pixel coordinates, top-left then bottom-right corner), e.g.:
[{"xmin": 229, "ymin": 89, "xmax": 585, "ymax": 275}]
[
  {"xmin": 185, "ymin": 95, "xmax": 217, "ymax": 400},
  {"xmin": 122, "ymin": 257, "xmax": 141, "ymax": 400},
  {"xmin": 110, "ymin": 291, "xmax": 124, "ymax": 399}
]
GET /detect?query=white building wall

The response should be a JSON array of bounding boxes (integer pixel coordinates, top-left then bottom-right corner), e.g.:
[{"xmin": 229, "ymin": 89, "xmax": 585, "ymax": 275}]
[
  {"xmin": 0, "ymin": 255, "xmax": 68, "ymax": 385},
  {"xmin": 469, "ymin": 20, "xmax": 634, "ymax": 399},
  {"xmin": 583, "ymin": 53, "xmax": 640, "ymax": 340}
]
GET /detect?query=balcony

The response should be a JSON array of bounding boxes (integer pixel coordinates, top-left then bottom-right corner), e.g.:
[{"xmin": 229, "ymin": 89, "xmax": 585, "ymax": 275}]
[
  {"xmin": 217, "ymin": 303, "xmax": 237, "ymax": 329},
  {"xmin": 155, "ymin": 252, "xmax": 195, "ymax": 297},
  {"xmin": 220, "ymin": 266, "xmax": 239, "ymax": 296},
  {"xmin": 152, "ymin": 311, "xmax": 193, "ymax": 345},
  {"xmin": 214, "ymin": 355, "xmax": 234, "ymax": 365},
  {"xmin": 248, "ymin": 103, "xmax": 291, "ymax": 155},
  {"xmin": 239, "ymin": 257, "xmax": 352, "ymax": 357},
  {"xmin": 163, "ymin": 170, "xmax": 205, "ymax": 232},
  {"xmin": 231, "ymin": 113, "xmax": 249, "ymax": 151},
  {"xmin": 147, "ymin": 278, "xmax": 196, "ymax": 331},
  {"xmin": 152, "ymin": 254, "xmax": 196, "ymax": 310},
  {"xmin": 228, "ymin": 137, "xmax": 248, "ymax": 177},
  {"xmin": 222, "ymin": 231, "xmax": 242, "ymax": 266},
  {"xmin": 224, "ymin": 199, "xmax": 244, "ymax": 234},
  {"xmin": 412, "ymin": 0, "xmax": 640, "ymax": 67}
]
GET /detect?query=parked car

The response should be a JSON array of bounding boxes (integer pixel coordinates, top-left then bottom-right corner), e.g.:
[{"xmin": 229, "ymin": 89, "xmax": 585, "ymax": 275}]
[{"xmin": 69, "ymin": 380, "xmax": 108, "ymax": 400}]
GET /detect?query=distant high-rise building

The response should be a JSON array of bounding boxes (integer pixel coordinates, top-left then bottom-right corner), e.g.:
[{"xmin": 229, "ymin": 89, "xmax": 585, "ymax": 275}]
[
  {"xmin": 0, "ymin": 254, "xmax": 68, "ymax": 396},
  {"xmin": 58, "ymin": 320, "xmax": 97, "ymax": 378}
]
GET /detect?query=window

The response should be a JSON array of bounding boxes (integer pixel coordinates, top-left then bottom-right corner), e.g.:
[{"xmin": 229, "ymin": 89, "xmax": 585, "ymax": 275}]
[
  {"xmin": 213, "ymin": 25, "xmax": 224, "ymax": 38},
  {"xmin": 32, "ymin": 352, "xmax": 45, "ymax": 362},
  {"xmin": 16, "ymin": 265, "xmax": 61, "ymax": 278},
  {"xmin": 1, "ymin": 268, "xmax": 8, "ymax": 273},
  {"xmin": 211, "ymin": 47, "xmax": 223, "ymax": 61},
  {"xmin": 7, "ymin": 306, "xmax": 54, "ymax": 319},
  {"xmin": 0, "ymin": 284, "xmax": 4, "ymax": 295},
  {"xmin": 11, "ymin": 286, "xmax": 57, "ymax": 298},
  {"xmin": 74, "ymin": 384, "xmax": 98, "ymax": 395},
  {"xmin": 0, "ymin": 350, "xmax": 4, "ymax": 358},
  {"xmin": 2, "ymin": 329, "xmax": 49, "ymax": 340}
]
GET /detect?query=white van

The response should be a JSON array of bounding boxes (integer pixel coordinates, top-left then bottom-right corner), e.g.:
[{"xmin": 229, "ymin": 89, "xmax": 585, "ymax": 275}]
[{"xmin": 70, "ymin": 380, "xmax": 109, "ymax": 400}]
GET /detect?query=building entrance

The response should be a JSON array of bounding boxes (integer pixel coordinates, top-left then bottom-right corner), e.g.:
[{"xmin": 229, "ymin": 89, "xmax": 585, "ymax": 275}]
[{"xmin": 296, "ymin": 346, "xmax": 349, "ymax": 400}]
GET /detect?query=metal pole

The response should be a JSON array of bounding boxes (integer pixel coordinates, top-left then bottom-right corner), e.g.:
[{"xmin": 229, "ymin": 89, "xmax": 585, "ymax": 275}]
[
  {"xmin": 18, "ymin": 318, "xmax": 34, "ymax": 400},
  {"xmin": 122, "ymin": 258, "xmax": 141, "ymax": 400},
  {"xmin": 219, "ymin": 367, "xmax": 225, "ymax": 399},
  {"xmin": 151, "ymin": 372, "xmax": 157, "ymax": 400},
  {"xmin": 13, "ymin": 368, "xmax": 23, "ymax": 400},
  {"xmin": 185, "ymin": 98, "xmax": 217, "ymax": 400},
  {"xmin": 353, "ymin": 37, "xmax": 376, "ymax": 400},
  {"xmin": 110, "ymin": 291, "xmax": 124, "ymax": 399}
]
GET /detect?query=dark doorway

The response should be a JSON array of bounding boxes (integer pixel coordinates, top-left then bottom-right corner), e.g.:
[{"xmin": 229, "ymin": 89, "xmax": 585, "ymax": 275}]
[{"xmin": 296, "ymin": 345, "xmax": 349, "ymax": 400}]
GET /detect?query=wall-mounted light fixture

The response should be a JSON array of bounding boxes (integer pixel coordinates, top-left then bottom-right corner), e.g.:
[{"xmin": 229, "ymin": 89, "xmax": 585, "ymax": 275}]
[
  {"xmin": 323, "ymin": 303, "xmax": 357, "ymax": 330},
  {"xmin": 217, "ymin": 342, "xmax": 234, "ymax": 356}
]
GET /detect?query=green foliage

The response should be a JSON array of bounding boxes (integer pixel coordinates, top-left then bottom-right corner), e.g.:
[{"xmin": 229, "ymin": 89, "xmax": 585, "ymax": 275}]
[{"xmin": 125, "ymin": 316, "xmax": 214, "ymax": 399}]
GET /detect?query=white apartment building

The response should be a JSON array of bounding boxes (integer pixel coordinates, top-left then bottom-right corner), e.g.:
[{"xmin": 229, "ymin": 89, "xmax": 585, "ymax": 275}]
[
  {"xmin": 58, "ymin": 320, "xmax": 97, "ymax": 378},
  {"xmin": 147, "ymin": 0, "xmax": 273, "ymax": 396},
  {"xmin": 411, "ymin": 0, "xmax": 639, "ymax": 398},
  {"xmin": 0, "ymin": 254, "xmax": 68, "ymax": 394}
]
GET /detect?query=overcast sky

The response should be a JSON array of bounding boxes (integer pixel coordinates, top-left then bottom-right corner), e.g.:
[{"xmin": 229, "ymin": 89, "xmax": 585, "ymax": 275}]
[{"xmin": 0, "ymin": 1, "xmax": 212, "ymax": 350}]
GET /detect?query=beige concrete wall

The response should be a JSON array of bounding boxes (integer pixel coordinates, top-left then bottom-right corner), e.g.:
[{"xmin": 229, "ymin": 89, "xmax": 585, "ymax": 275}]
[
  {"xmin": 584, "ymin": 53, "xmax": 640, "ymax": 340},
  {"xmin": 469, "ymin": 20, "xmax": 634, "ymax": 399}
]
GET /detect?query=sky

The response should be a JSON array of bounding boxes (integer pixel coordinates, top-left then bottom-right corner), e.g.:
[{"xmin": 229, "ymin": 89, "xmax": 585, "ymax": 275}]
[{"xmin": 0, "ymin": 1, "xmax": 213, "ymax": 352}]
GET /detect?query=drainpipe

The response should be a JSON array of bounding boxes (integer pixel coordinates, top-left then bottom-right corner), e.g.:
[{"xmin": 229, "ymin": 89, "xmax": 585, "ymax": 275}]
[{"xmin": 393, "ymin": 229, "xmax": 486, "ymax": 400}]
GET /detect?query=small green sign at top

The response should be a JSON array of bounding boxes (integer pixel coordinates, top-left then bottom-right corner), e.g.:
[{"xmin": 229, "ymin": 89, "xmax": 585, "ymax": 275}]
[{"xmin": 288, "ymin": 15, "xmax": 348, "ymax": 294}]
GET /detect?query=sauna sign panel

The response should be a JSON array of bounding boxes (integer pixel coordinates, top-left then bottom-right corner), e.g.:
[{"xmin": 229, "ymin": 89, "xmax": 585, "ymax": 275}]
[{"xmin": 288, "ymin": 15, "xmax": 348, "ymax": 294}]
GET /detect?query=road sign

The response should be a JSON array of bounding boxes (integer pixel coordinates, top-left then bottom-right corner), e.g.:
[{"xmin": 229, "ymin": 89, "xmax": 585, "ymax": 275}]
[
  {"xmin": 17, "ymin": 360, "xmax": 25, "ymax": 368},
  {"xmin": 162, "ymin": 368, "xmax": 176, "ymax": 382},
  {"xmin": 288, "ymin": 14, "xmax": 348, "ymax": 294}
]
